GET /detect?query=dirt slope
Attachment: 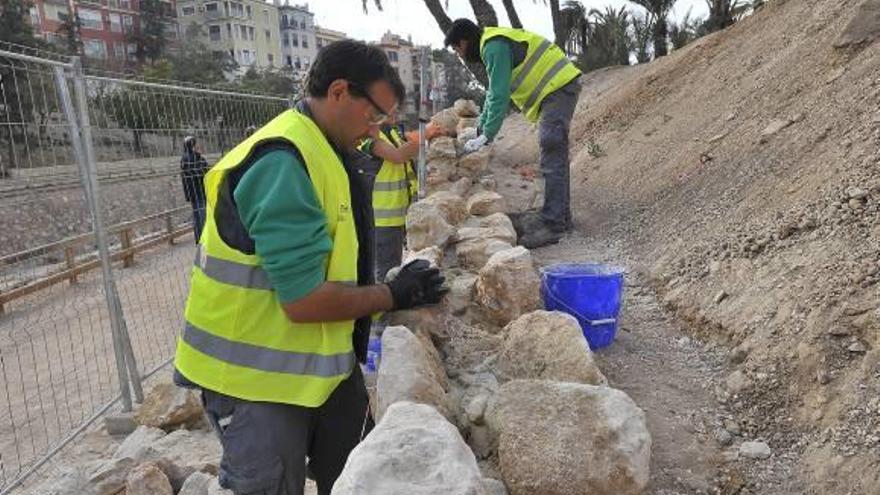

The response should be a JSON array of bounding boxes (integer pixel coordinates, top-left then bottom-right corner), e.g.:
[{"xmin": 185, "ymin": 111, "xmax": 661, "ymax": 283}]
[{"xmin": 492, "ymin": 0, "xmax": 880, "ymax": 492}]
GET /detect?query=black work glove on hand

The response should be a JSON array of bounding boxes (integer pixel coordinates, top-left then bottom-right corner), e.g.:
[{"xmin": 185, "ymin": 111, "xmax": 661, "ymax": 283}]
[{"xmin": 386, "ymin": 259, "xmax": 448, "ymax": 310}]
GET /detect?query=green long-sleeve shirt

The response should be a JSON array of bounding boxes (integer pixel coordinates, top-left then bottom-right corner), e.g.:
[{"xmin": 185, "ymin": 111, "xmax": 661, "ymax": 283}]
[
  {"xmin": 233, "ymin": 150, "xmax": 331, "ymax": 304},
  {"xmin": 478, "ymin": 39, "xmax": 513, "ymax": 141}
]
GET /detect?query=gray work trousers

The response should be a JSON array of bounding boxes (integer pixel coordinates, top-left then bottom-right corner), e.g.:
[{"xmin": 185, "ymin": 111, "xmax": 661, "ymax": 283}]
[
  {"xmin": 538, "ymin": 77, "xmax": 581, "ymax": 231},
  {"xmin": 375, "ymin": 225, "xmax": 404, "ymax": 282},
  {"xmin": 201, "ymin": 367, "xmax": 372, "ymax": 495}
]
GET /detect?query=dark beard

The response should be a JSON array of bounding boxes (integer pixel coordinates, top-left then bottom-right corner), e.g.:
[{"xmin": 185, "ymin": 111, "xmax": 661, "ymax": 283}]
[{"xmin": 465, "ymin": 41, "xmax": 482, "ymax": 64}]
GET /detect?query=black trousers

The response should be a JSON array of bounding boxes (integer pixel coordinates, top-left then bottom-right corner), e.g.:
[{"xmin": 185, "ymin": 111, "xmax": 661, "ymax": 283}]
[{"xmin": 201, "ymin": 367, "xmax": 374, "ymax": 495}]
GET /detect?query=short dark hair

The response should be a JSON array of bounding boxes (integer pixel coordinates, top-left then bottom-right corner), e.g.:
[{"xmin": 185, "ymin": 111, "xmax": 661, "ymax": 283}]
[
  {"xmin": 444, "ymin": 18, "xmax": 482, "ymax": 48},
  {"xmin": 307, "ymin": 40, "xmax": 405, "ymax": 104}
]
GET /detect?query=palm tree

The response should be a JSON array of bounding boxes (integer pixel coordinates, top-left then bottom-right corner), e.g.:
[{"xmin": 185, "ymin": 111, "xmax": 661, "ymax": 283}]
[
  {"xmin": 628, "ymin": 0, "xmax": 676, "ymax": 58},
  {"xmin": 468, "ymin": 0, "xmax": 499, "ymax": 27},
  {"xmin": 501, "ymin": 0, "xmax": 523, "ymax": 28},
  {"xmin": 702, "ymin": 0, "xmax": 742, "ymax": 33},
  {"xmin": 360, "ymin": 0, "xmax": 382, "ymax": 13},
  {"xmin": 629, "ymin": 11, "xmax": 654, "ymax": 63},
  {"xmin": 581, "ymin": 6, "xmax": 631, "ymax": 69},
  {"xmin": 668, "ymin": 8, "xmax": 699, "ymax": 50},
  {"xmin": 558, "ymin": 0, "xmax": 589, "ymax": 56}
]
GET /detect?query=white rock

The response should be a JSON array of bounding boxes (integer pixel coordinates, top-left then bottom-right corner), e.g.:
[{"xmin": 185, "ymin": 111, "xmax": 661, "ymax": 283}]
[
  {"xmin": 125, "ymin": 462, "xmax": 173, "ymax": 495},
  {"xmin": 497, "ymin": 311, "xmax": 607, "ymax": 386},
  {"xmin": 846, "ymin": 186, "xmax": 869, "ymax": 200},
  {"xmin": 332, "ymin": 402, "xmax": 484, "ymax": 495},
  {"xmin": 377, "ymin": 326, "xmax": 448, "ymax": 421},
  {"xmin": 406, "ymin": 201, "xmax": 455, "ymax": 251},
  {"xmin": 431, "ymin": 109, "xmax": 461, "ymax": 136},
  {"xmin": 739, "ymin": 441, "xmax": 772, "ymax": 459},
  {"xmin": 465, "ymin": 393, "xmax": 490, "ymax": 425},
  {"xmin": 207, "ymin": 477, "xmax": 234, "ymax": 495},
  {"xmin": 427, "ymin": 135, "xmax": 458, "ymax": 159},
  {"xmin": 104, "ymin": 412, "xmax": 138, "ymax": 435},
  {"xmin": 403, "ymin": 246, "xmax": 443, "ymax": 268},
  {"xmin": 448, "ymin": 177, "xmax": 474, "ymax": 197},
  {"xmin": 447, "ymin": 273, "xmax": 477, "ymax": 315},
  {"xmin": 455, "ymin": 238, "xmax": 514, "ymax": 271},
  {"xmin": 113, "ymin": 425, "xmax": 167, "ymax": 461},
  {"xmin": 178, "ymin": 472, "xmax": 214, "ymax": 495},
  {"xmin": 486, "ymin": 380, "xmax": 651, "ymax": 495},
  {"xmin": 761, "ymin": 118, "xmax": 793, "ymax": 137},
  {"xmin": 89, "ymin": 457, "xmax": 137, "ymax": 495},
  {"xmin": 475, "ymin": 246, "xmax": 542, "ymax": 326},
  {"xmin": 458, "ymin": 148, "xmax": 491, "ymax": 177},
  {"xmin": 427, "ymin": 157, "xmax": 458, "ymax": 186},
  {"xmin": 139, "ymin": 429, "xmax": 223, "ymax": 488},
  {"xmin": 422, "ymin": 191, "xmax": 469, "ymax": 226},
  {"xmin": 483, "ymin": 478, "xmax": 508, "ymax": 495},
  {"xmin": 454, "ymin": 99, "xmax": 480, "ymax": 118},
  {"xmin": 134, "ymin": 382, "xmax": 204, "ymax": 431},
  {"xmin": 467, "ymin": 191, "xmax": 506, "ymax": 217},
  {"xmin": 457, "ymin": 213, "xmax": 517, "ymax": 244}
]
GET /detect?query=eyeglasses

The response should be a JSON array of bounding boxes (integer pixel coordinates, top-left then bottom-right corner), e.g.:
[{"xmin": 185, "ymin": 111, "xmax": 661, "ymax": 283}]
[{"xmin": 348, "ymin": 82, "xmax": 395, "ymax": 126}]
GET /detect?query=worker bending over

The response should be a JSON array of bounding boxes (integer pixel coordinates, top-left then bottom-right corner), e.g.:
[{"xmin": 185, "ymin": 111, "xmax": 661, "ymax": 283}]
[
  {"xmin": 173, "ymin": 40, "xmax": 446, "ymax": 495},
  {"xmin": 445, "ymin": 18, "xmax": 582, "ymax": 248}
]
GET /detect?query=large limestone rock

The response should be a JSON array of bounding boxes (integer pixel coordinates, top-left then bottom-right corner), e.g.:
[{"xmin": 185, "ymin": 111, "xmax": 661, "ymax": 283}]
[
  {"xmin": 377, "ymin": 326, "xmax": 449, "ymax": 420},
  {"xmin": 427, "ymin": 136, "xmax": 458, "ymax": 160},
  {"xmin": 114, "ymin": 425, "xmax": 167, "ymax": 461},
  {"xmin": 332, "ymin": 402, "xmax": 485, "ymax": 495},
  {"xmin": 457, "ymin": 213, "xmax": 517, "ymax": 244},
  {"xmin": 455, "ymin": 238, "xmax": 513, "ymax": 271},
  {"xmin": 135, "ymin": 382, "xmax": 204, "ymax": 431},
  {"xmin": 114, "ymin": 426, "xmax": 221, "ymax": 490},
  {"xmin": 179, "ymin": 472, "xmax": 214, "ymax": 495},
  {"xmin": 423, "ymin": 191, "xmax": 468, "ymax": 226},
  {"xmin": 403, "ymin": 246, "xmax": 443, "ymax": 268},
  {"xmin": 406, "ymin": 201, "xmax": 455, "ymax": 251},
  {"xmin": 126, "ymin": 462, "xmax": 174, "ymax": 495},
  {"xmin": 458, "ymin": 148, "xmax": 491, "ymax": 177},
  {"xmin": 497, "ymin": 311, "xmax": 607, "ymax": 386},
  {"xmin": 427, "ymin": 157, "xmax": 458, "ymax": 186},
  {"xmin": 834, "ymin": 0, "xmax": 880, "ymax": 48},
  {"xmin": 430, "ymin": 109, "xmax": 461, "ymax": 136},
  {"xmin": 475, "ymin": 246, "xmax": 542, "ymax": 326},
  {"xmin": 457, "ymin": 117, "xmax": 479, "ymax": 136},
  {"xmin": 486, "ymin": 380, "xmax": 651, "ymax": 495},
  {"xmin": 447, "ymin": 273, "xmax": 478, "ymax": 315},
  {"xmin": 467, "ymin": 191, "xmax": 506, "ymax": 216},
  {"xmin": 454, "ymin": 99, "xmax": 480, "ymax": 117}
]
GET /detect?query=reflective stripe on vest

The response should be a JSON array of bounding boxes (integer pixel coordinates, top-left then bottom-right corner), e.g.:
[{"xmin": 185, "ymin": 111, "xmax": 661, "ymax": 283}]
[
  {"xmin": 175, "ymin": 109, "xmax": 360, "ymax": 408},
  {"xmin": 182, "ymin": 322, "xmax": 354, "ymax": 377},
  {"xmin": 480, "ymin": 27, "xmax": 581, "ymax": 123},
  {"xmin": 373, "ymin": 128, "xmax": 416, "ymax": 227}
]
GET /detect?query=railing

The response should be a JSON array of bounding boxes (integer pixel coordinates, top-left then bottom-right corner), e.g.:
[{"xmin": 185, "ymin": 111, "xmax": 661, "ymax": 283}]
[{"xmin": 0, "ymin": 207, "xmax": 192, "ymax": 315}]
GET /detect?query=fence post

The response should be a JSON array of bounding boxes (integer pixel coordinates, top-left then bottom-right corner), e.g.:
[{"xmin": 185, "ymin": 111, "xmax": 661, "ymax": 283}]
[
  {"xmin": 65, "ymin": 246, "xmax": 78, "ymax": 284},
  {"xmin": 120, "ymin": 228, "xmax": 134, "ymax": 267},
  {"xmin": 64, "ymin": 58, "xmax": 144, "ymax": 407},
  {"xmin": 166, "ymin": 213, "xmax": 175, "ymax": 245}
]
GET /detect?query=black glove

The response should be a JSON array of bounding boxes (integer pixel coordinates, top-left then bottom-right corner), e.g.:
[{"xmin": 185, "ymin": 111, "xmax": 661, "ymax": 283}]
[{"xmin": 386, "ymin": 259, "xmax": 448, "ymax": 310}]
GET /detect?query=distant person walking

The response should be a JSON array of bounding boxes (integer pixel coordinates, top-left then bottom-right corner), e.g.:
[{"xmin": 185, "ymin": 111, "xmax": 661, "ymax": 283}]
[{"xmin": 180, "ymin": 136, "xmax": 209, "ymax": 242}]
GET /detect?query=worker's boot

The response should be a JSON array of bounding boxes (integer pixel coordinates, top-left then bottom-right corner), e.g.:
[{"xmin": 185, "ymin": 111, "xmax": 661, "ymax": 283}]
[
  {"xmin": 509, "ymin": 210, "xmax": 544, "ymax": 237},
  {"xmin": 519, "ymin": 221, "xmax": 564, "ymax": 249}
]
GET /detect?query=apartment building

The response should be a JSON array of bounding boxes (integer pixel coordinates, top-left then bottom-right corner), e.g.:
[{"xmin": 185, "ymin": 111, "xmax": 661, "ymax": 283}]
[
  {"xmin": 177, "ymin": 0, "xmax": 281, "ymax": 69},
  {"xmin": 275, "ymin": 1, "xmax": 315, "ymax": 73},
  {"xmin": 28, "ymin": 0, "xmax": 178, "ymax": 67},
  {"xmin": 314, "ymin": 25, "xmax": 346, "ymax": 51},
  {"xmin": 375, "ymin": 31, "xmax": 416, "ymax": 119}
]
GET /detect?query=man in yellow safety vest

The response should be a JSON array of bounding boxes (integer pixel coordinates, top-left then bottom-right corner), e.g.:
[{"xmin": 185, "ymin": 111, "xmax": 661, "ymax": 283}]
[
  {"xmin": 173, "ymin": 40, "xmax": 447, "ymax": 495},
  {"xmin": 445, "ymin": 19, "xmax": 582, "ymax": 249}
]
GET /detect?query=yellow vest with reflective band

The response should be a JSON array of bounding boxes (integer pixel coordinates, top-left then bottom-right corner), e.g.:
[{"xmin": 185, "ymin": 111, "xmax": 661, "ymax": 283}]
[
  {"xmin": 373, "ymin": 128, "xmax": 418, "ymax": 228},
  {"xmin": 174, "ymin": 109, "xmax": 359, "ymax": 408},
  {"xmin": 480, "ymin": 27, "xmax": 581, "ymax": 123}
]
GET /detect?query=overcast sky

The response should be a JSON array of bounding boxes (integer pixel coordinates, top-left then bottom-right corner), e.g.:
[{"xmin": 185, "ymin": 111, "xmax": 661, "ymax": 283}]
[{"xmin": 309, "ymin": 0, "xmax": 708, "ymax": 47}]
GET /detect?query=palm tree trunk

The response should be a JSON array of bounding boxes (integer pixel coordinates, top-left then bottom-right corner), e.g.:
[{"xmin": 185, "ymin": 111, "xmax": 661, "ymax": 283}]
[
  {"xmin": 468, "ymin": 0, "xmax": 498, "ymax": 27},
  {"xmin": 653, "ymin": 18, "xmax": 668, "ymax": 58},
  {"xmin": 500, "ymin": 0, "xmax": 522, "ymax": 28}
]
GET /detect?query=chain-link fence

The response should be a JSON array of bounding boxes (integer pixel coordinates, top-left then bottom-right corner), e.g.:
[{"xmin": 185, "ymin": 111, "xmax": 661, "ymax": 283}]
[{"xmin": 0, "ymin": 43, "xmax": 290, "ymax": 493}]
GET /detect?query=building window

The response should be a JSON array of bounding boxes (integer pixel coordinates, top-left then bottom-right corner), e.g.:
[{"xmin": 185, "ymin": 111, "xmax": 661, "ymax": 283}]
[
  {"xmin": 245, "ymin": 5, "xmax": 251, "ymax": 18},
  {"xmin": 84, "ymin": 39, "xmax": 106, "ymax": 58},
  {"xmin": 267, "ymin": 53, "xmax": 274, "ymax": 65},
  {"xmin": 291, "ymin": 33, "xmax": 298, "ymax": 47},
  {"xmin": 299, "ymin": 20, "xmax": 306, "ymax": 29},
  {"xmin": 265, "ymin": 29, "xmax": 271, "ymax": 41},
  {"xmin": 248, "ymin": 26, "xmax": 255, "ymax": 41},
  {"xmin": 302, "ymin": 36, "xmax": 308, "ymax": 48},
  {"xmin": 281, "ymin": 14, "xmax": 287, "ymax": 27},
  {"xmin": 239, "ymin": 24, "xmax": 247, "ymax": 40},
  {"xmin": 119, "ymin": 0, "xmax": 130, "ymax": 9},
  {"xmin": 294, "ymin": 56, "xmax": 300, "ymax": 69},
  {"xmin": 78, "ymin": 9, "xmax": 103, "ymax": 30},
  {"xmin": 123, "ymin": 14, "xmax": 133, "ymax": 32},
  {"xmin": 205, "ymin": 2, "xmax": 219, "ymax": 18},
  {"xmin": 114, "ymin": 42, "xmax": 125, "ymax": 59},
  {"xmin": 164, "ymin": 23, "xmax": 178, "ymax": 40},
  {"xmin": 282, "ymin": 34, "xmax": 289, "ymax": 46},
  {"xmin": 108, "ymin": 0, "xmax": 118, "ymax": 7},
  {"xmin": 226, "ymin": 23, "xmax": 232, "ymax": 37},
  {"xmin": 285, "ymin": 55, "xmax": 292, "ymax": 66},
  {"xmin": 263, "ymin": 9, "xmax": 268, "ymax": 22},
  {"xmin": 181, "ymin": 5, "xmax": 195, "ymax": 15},
  {"xmin": 232, "ymin": 2, "xmax": 243, "ymax": 17},
  {"xmin": 28, "ymin": 6, "xmax": 40, "ymax": 25},
  {"xmin": 209, "ymin": 25, "xmax": 222, "ymax": 41},
  {"xmin": 387, "ymin": 50, "xmax": 398, "ymax": 62},
  {"xmin": 316, "ymin": 37, "xmax": 323, "ymax": 49},
  {"xmin": 127, "ymin": 42, "xmax": 137, "ymax": 57},
  {"xmin": 303, "ymin": 56, "xmax": 309, "ymax": 68},
  {"xmin": 108, "ymin": 13, "xmax": 121, "ymax": 32}
]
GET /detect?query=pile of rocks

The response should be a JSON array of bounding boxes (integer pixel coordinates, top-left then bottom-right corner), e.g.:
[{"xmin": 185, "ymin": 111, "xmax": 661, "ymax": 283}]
[
  {"xmin": 334, "ymin": 101, "xmax": 652, "ymax": 494},
  {"xmin": 32, "ymin": 384, "xmax": 228, "ymax": 495}
]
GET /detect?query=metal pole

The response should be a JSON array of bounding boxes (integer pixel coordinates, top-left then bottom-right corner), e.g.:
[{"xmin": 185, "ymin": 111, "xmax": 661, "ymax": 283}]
[
  {"xmin": 68, "ymin": 57, "xmax": 142, "ymax": 409},
  {"xmin": 417, "ymin": 46, "xmax": 429, "ymax": 200}
]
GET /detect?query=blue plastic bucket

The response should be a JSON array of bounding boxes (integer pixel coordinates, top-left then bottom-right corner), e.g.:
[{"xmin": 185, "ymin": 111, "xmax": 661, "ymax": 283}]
[{"xmin": 541, "ymin": 263, "xmax": 625, "ymax": 350}]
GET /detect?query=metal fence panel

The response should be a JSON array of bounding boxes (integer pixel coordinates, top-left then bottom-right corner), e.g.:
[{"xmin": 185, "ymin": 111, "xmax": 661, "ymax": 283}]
[{"xmin": 0, "ymin": 43, "xmax": 290, "ymax": 492}]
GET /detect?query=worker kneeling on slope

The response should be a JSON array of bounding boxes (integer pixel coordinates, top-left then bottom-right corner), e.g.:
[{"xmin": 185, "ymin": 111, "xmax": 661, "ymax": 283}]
[
  {"xmin": 445, "ymin": 18, "xmax": 582, "ymax": 249},
  {"xmin": 173, "ymin": 40, "xmax": 447, "ymax": 495}
]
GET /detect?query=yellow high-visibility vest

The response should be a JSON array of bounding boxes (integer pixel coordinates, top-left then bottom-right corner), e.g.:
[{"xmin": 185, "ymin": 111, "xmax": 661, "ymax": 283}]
[
  {"xmin": 174, "ymin": 109, "xmax": 359, "ymax": 408},
  {"xmin": 480, "ymin": 27, "xmax": 581, "ymax": 122},
  {"xmin": 373, "ymin": 127, "xmax": 418, "ymax": 227}
]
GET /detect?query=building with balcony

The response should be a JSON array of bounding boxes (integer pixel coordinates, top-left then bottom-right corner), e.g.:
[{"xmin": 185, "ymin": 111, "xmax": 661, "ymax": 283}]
[
  {"xmin": 176, "ymin": 0, "xmax": 282, "ymax": 70},
  {"xmin": 274, "ymin": 1, "xmax": 315, "ymax": 74},
  {"xmin": 28, "ymin": 0, "xmax": 178, "ymax": 68},
  {"xmin": 314, "ymin": 25, "xmax": 346, "ymax": 51}
]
